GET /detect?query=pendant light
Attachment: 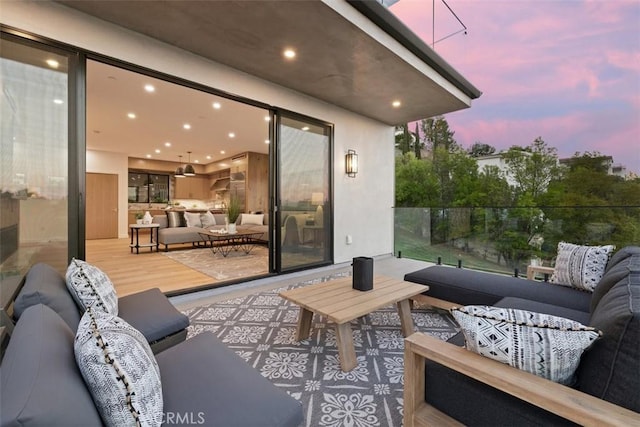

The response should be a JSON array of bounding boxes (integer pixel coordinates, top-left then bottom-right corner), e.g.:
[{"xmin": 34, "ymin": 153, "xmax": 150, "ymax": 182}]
[
  {"xmin": 174, "ymin": 155, "xmax": 185, "ymax": 178},
  {"xmin": 184, "ymin": 151, "xmax": 196, "ymax": 176}
]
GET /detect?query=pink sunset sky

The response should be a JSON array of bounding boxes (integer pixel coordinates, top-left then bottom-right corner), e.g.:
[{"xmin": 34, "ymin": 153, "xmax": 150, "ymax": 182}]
[{"xmin": 390, "ymin": 0, "xmax": 640, "ymax": 174}]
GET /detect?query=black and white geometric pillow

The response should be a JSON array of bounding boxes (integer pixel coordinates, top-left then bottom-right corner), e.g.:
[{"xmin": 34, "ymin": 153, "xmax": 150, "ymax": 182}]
[
  {"xmin": 550, "ymin": 242, "xmax": 615, "ymax": 292},
  {"xmin": 451, "ymin": 305, "xmax": 600, "ymax": 385},
  {"xmin": 66, "ymin": 258, "xmax": 118, "ymax": 315},
  {"xmin": 74, "ymin": 308, "xmax": 163, "ymax": 427}
]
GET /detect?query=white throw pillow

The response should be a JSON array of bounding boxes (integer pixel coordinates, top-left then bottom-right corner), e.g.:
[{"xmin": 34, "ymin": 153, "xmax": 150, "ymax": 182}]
[
  {"xmin": 66, "ymin": 258, "xmax": 118, "ymax": 315},
  {"xmin": 200, "ymin": 211, "xmax": 216, "ymax": 228},
  {"xmin": 240, "ymin": 213, "xmax": 264, "ymax": 226},
  {"xmin": 184, "ymin": 212, "xmax": 203, "ymax": 228},
  {"xmin": 75, "ymin": 308, "xmax": 163, "ymax": 427},
  {"xmin": 451, "ymin": 305, "xmax": 600, "ymax": 385},
  {"xmin": 550, "ymin": 242, "xmax": 615, "ymax": 292}
]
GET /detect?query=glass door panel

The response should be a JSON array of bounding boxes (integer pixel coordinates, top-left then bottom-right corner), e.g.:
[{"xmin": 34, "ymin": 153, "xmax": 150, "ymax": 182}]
[
  {"xmin": 0, "ymin": 36, "xmax": 70, "ymax": 284},
  {"xmin": 277, "ymin": 115, "xmax": 332, "ymax": 271}
]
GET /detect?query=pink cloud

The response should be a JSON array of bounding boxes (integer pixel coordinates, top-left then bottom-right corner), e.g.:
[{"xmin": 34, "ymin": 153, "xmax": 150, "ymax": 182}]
[{"xmin": 391, "ymin": 0, "xmax": 640, "ymax": 173}]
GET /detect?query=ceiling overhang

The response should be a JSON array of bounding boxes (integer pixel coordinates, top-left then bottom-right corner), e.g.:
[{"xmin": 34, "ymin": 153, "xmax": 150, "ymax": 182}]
[{"xmin": 57, "ymin": 0, "xmax": 481, "ymax": 126}]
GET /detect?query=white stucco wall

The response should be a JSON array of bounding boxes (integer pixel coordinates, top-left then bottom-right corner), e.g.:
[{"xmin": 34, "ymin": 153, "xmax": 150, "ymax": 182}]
[{"xmin": 1, "ymin": 1, "xmax": 396, "ymax": 263}]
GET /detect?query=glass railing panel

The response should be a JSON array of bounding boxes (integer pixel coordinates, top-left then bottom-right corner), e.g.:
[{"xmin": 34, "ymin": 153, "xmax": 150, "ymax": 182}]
[{"xmin": 394, "ymin": 206, "xmax": 640, "ymax": 276}]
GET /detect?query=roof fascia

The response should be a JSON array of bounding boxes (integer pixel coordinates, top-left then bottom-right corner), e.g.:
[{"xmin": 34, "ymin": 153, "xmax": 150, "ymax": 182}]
[{"xmin": 347, "ymin": 0, "xmax": 482, "ymax": 100}]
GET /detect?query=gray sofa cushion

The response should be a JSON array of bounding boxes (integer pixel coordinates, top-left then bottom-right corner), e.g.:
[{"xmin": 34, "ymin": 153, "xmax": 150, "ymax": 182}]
[
  {"xmin": 158, "ymin": 226, "xmax": 206, "ymax": 245},
  {"xmin": 0, "ymin": 304, "xmax": 102, "ymax": 426},
  {"xmin": 156, "ymin": 332, "xmax": 303, "ymax": 427},
  {"xmin": 591, "ymin": 246, "xmax": 640, "ymax": 312},
  {"xmin": 405, "ymin": 266, "xmax": 592, "ymax": 312},
  {"xmin": 13, "ymin": 263, "xmax": 81, "ymax": 332},
  {"xmin": 118, "ymin": 288, "xmax": 189, "ymax": 344},
  {"xmin": 578, "ymin": 257, "xmax": 640, "ymax": 412}
]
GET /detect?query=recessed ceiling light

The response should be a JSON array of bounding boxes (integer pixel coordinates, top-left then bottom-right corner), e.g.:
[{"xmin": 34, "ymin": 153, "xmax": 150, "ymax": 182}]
[
  {"xmin": 212, "ymin": 102, "xmax": 221, "ymax": 109},
  {"xmin": 302, "ymin": 126, "xmax": 309, "ymax": 131},
  {"xmin": 228, "ymin": 132, "xmax": 235, "ymax": 138},
  {"xmin": 392, "ymin": 100, "xmax": 402, "ymax": 108},
  {"xmin": 155, "ymin": 149, "xmax": 161, "ymax": 154},
  {"xmin": 127, "ymin": 113, "xmax": 136, "ymax": 119},
  {"xmin": 146, "ymin": 154, "xmax": 152, "ymax": 158},
  {"xmin": 265, "ymin": 139, "xmax": 270, "ymax": 144},
  {"xmin": 144, "ymin": 84, "xmax": 155, "ymax": 93},
  {"xmin": 194, "ymin": 159, "xmax": 200, "ymax": 163},
  {"xmin": 206, "ymin": 155, "xmax": 212, "ymax": 160},
  {"xmin": 46, "ymin": 59, "xmax": 59, "ymax": 69},
  {"xmin": 219, "ymin": 163, "xmax": 229, "ymax": 167},
  {"xmin": 264, "ymin": 116, "xmax": 270, "ymax": 122},
  {"xmin": 283, "ymin": 49, "xmax": 296, "ymax": 59},
  {"xmin": 53, "ymin": 99, "xmax": 64, "ymax": 105},
  {"xmin": 220, "ymin": 150, "xmax": 226, "ymax": 155},
  {"xmin": 183, "ymin": 123, "xmax": 191, "ymax": 130},
  {"xmin": 164, "ymin": 142, "xmax": 171, "ymax": 147}
]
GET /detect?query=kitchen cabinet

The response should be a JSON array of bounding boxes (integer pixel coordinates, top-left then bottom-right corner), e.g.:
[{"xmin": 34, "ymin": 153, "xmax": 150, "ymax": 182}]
[{"xmin": 174, "ymin": 176, "xmax": 209, "ymax": 199}]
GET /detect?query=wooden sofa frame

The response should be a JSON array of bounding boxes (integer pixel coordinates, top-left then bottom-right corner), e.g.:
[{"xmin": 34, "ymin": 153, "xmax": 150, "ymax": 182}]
[{"xmin": 403, "ymin": 331, "xmax": 640, "ymax": 426}]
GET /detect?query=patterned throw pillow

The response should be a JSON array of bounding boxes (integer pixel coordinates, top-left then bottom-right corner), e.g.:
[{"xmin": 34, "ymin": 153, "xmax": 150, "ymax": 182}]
[
  {"xmin": 200, "ymin": 211, "xmax": 216, "ymax": 228},
  {"xmin": 451, "ymin": 305, "xmax": 600, "ymax": 385},
  {"xmin": 75, "ymin": 308, "xmax": 163, "ymax": 427},
  {"xmin": 166, "ymin": 211, "xmax": 185, "ymax": 228},
  {"xmin": 550, "ymin": 242, "xmax": 615, "ymax": 292},
  {"xmin": 66, "ymin": 258, "xmax": 118, "ymax": 315}
]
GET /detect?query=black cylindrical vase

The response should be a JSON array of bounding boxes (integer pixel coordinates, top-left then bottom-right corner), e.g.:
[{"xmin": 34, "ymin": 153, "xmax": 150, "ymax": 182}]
[{"xmin": 352, "ymin": 257, "xmax": 373, "ymax": 291}]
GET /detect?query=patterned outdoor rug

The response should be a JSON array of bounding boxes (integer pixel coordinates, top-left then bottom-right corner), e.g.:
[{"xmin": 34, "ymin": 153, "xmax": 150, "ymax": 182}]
[
  {"xmin": 162, "ymin": 246, "xmax": 269, "ymax": 281},
  {"xmin": 183, "ymin": 273, "xmax": 459, "ymax": 427}
]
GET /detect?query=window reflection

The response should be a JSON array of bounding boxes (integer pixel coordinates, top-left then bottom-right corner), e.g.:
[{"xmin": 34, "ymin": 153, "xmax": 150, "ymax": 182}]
[
  {"xmin": 279, "ymin": 116, "xmax": 331, "ymax": 270},
  {"xmin": 0, "ymin": 37, "xmax": 69, "ymax": 280}
]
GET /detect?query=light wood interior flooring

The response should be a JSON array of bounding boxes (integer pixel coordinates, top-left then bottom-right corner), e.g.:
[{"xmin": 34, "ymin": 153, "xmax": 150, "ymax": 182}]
[{"xmin": 85, "ymin": 238, "xmax": 262, "ymax": 297}]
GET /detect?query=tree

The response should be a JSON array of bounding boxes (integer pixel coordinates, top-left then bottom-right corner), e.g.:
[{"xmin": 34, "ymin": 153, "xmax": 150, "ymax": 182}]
[
  {"xmin": 413, "ymin": 122, "xmax": 422, "ymax": 159},
  {"xmin": 467, "ymin": 142, "xmax": 496, "ymax": 158},
  {"xmin": 541, "ymin": 152, "xmax": 640, "ymax": 251},
  {"xmin": 394, "ymin": 153, "xmax": 438, "ymax": 207},
  {"xmin": 421, "ymin": 116, "xmax": 459, "ymax": 154},
  {"xmin": 503, "ymin": 137, "xmax": 560, "ymax": 201}
]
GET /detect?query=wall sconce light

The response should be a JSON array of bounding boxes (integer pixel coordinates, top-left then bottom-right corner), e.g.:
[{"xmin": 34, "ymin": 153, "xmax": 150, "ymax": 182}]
[{"xmin": 345, "ymin": 149, "xmax": 358, "ymax": 178}]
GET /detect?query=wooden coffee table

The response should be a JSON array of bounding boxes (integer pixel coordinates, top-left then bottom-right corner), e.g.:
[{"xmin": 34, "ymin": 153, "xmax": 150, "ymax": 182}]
[{"xmin": 279, "ymin": 276, "xmax": 428, "ymax": 371}]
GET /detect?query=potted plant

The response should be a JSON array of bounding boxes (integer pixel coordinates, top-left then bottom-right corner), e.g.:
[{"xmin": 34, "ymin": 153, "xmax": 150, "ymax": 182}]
[
  {"xmin": 134, "ymin": 212, "xmax": 144, "ymax": 225},
  {"xmin": 226, "ymin": 196, "xmax": 241, "ymax": 233}
]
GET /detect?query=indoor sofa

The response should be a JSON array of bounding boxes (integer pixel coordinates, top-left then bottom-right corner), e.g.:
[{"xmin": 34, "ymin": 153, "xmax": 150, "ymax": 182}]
[
  {"xmin": 403, "ymin": 246, "xmax": 640, "ymax": 426},
  {"xmin": 1, "ymin": 304, "xmax": 303, "ymax": 427},
  {"xmin": 153, "ymin": 212, "xmax": 268, "ymax": 251}
]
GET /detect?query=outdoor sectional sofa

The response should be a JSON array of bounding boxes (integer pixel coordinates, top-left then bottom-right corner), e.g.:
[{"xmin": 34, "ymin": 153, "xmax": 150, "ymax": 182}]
[
  {"xmin": 1, "ymin": 263, "xmax": 304, "ymax": 426},
  {"xmin": 403, "ymin": 246, "xmax": 640, "ymax": 425}
]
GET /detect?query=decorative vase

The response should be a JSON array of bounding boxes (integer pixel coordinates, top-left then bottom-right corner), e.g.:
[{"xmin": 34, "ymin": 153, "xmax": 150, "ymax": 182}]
[
  {"xmin": 136, "ymin": 219, "xmax": 143, "ymax": 225},
  {"xmin": 228, "ymin": 223, "xmax": 237, "ymax": 234},
  {"xmin": 143, "ymin": 211, "xmax": 152, "ymax": 225}
]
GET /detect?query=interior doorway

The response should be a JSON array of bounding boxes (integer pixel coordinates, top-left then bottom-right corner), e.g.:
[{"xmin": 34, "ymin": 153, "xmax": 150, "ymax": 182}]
[{"xmin": 86, "ymin": 173, "xmax": 118, "ymax": 239}]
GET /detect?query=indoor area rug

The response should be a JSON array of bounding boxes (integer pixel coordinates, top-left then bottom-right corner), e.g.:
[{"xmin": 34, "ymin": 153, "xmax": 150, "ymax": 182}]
[
  {"xmin": 162, "ymin": 246, "xmax": 269, "ymax": 281},
  {"xmin": 183, "ymin": 274, "xmax": 459, "ymax": 427}
]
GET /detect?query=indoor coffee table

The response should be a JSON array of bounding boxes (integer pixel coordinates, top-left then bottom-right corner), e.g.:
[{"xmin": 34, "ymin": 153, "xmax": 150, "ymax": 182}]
[
  {"xmin": 279, "ymin": 276, "xmax": 428, "ymax": 371},
  {"xmin": 198, "ymin": 230, "xmax": 264, "ymax": 257}
]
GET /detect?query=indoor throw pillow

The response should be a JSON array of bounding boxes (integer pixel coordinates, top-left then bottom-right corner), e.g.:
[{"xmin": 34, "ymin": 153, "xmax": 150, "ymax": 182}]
[
  {"xmin": 550, "ymin": 242, "xmax": 615, "ymax": 292},
  {"xmin": 451, "ymin": 305, "xmax": 600, "ymax": 385},
  {"xmin": 74, "ymin": 308, "xmax": 163, "ymax": 427},
  {"xmin": 66, "ymin": 258, "xmax": 118, "ymax": 315},
  {"xmin": 184, "ymin": 212, "xmax": 202, "ymax": 228}
]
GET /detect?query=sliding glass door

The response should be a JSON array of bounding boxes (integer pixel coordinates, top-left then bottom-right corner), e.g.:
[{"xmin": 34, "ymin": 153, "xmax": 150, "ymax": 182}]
[
  {"xmin": 0, "ymin": 35, "xmax": 73, "ymax": 282},
  {"xmin": 276, "ymin": 114, "xmax": 332, "ymax": 271}
]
